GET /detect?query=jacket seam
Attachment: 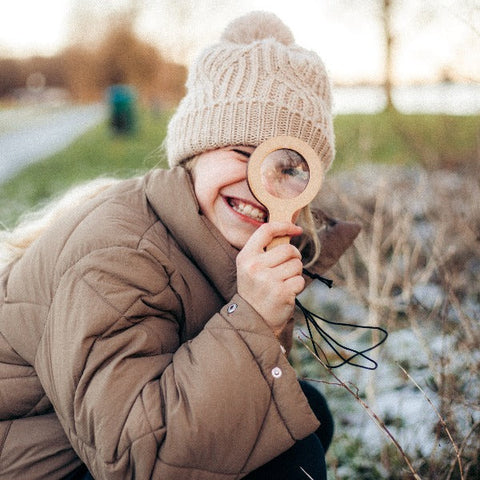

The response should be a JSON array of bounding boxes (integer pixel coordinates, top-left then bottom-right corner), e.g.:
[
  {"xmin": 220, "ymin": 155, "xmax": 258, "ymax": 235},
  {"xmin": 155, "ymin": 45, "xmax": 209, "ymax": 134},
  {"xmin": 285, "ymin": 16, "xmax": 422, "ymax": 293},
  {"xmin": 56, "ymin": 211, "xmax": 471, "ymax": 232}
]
[
  {"xmin": 0, "ymin": 420, "xmax": 12, "ymax": 458},
  {"xmin": 78, "ymin": 251, "xmax": 172, "ymax": 319},
  {"xmin": 2, "ymin": 299, "xmax": 49, "ymax": 307},
  {"xmin": 0, "ymin": 330, "xmax": 30, "ymax": 366},
  {"xmin": 134, "ymin": 219, "xmax": 164, "ymax": 251},
  {"xmin": 59, "ymin": 244, "xmax": 170, "ymax": 317},
  {"xmin": 26, "ymin": 393, "xmax": 50, "ymax": 416},
  {"xmin": 52, "ymin": 196, "xmax": 112, "ymax": 276}
]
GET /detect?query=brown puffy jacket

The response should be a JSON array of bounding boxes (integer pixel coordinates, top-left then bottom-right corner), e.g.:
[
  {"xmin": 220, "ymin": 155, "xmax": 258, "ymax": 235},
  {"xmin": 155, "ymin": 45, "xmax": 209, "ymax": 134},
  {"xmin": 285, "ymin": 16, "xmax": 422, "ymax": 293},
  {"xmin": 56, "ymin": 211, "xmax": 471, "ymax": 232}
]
[{"xmin": 1, "ymin": 167, "xmax": 334, "ymax": 479}]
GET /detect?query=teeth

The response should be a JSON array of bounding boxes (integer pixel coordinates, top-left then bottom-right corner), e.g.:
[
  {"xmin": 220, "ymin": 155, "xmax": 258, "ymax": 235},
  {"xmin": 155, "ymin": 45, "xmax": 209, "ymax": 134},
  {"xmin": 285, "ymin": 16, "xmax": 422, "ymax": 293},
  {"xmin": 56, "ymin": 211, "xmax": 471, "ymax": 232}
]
[{"xmin": 230, "ymin": 199, "xmax": 266, "ymax": 222}]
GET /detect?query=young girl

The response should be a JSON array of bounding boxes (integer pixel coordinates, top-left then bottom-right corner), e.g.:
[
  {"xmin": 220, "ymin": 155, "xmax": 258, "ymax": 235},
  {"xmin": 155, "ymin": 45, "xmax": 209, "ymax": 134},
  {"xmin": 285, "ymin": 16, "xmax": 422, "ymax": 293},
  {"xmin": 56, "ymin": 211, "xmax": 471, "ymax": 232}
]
[{"xmin": 0, "ymin": 11, "xmax": 346, "ymax": 480}]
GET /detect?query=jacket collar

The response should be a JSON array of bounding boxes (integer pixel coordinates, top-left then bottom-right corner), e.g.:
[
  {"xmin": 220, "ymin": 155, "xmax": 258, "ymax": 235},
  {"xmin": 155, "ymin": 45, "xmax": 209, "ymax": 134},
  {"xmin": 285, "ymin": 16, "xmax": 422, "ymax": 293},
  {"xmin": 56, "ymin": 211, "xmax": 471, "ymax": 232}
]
[{"xmin": 144, "ymin": 167, "xmax": 238, "ymax": 302}]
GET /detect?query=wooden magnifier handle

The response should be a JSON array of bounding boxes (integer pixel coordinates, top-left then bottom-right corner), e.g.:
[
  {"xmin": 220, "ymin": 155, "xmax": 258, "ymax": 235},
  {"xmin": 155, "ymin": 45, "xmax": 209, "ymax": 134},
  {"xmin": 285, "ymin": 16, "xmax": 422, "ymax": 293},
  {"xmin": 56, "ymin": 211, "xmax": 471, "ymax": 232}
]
[
  {"xmin": 267, "ymin": 236, "xmax": 290, "ymax": 250},
  {"xmin": 266, "ymin": 211, "xmax": 293, "ymax": 250}
]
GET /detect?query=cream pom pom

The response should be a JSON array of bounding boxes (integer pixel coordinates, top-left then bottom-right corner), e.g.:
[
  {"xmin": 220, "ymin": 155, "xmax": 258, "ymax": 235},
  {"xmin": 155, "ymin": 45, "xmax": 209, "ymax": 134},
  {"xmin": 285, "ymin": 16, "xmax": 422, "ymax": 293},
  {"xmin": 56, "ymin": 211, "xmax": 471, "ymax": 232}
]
[{"xmin": 221, "ymin": 11, "xmax": 295, "ymax": 46}]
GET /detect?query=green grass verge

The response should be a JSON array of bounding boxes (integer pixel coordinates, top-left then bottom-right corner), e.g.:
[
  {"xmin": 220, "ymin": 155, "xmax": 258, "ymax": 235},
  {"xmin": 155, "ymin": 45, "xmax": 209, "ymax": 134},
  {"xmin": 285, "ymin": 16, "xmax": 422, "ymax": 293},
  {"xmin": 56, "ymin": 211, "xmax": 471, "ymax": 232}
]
[
  {"xmin": 0, "ymin": 109, "xmax": 170, "ymax": 227},
  {"xmin": 332, "ymin": 109, "xmax": 480, "ymax": 172},
  {"xmin": 1, "ymin": 108, "xmax": 478, "ymax": 228}
]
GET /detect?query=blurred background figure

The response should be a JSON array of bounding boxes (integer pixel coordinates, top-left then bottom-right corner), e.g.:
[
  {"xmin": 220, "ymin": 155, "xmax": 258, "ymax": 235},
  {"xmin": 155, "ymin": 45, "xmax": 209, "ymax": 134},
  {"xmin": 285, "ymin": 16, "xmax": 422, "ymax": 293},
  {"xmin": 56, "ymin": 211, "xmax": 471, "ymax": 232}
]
[{"xmin": 107, "ymin": 82, "xmax": 137, "ymax": 135}]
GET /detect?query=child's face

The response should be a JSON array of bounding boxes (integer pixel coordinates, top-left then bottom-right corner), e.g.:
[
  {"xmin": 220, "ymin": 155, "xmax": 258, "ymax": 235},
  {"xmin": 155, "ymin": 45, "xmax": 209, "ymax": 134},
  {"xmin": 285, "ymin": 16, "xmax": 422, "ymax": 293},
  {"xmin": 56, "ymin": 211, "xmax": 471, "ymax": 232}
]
[{"xmin": 192, "ymin": 146, "xmax": 268, "ymax": 249}]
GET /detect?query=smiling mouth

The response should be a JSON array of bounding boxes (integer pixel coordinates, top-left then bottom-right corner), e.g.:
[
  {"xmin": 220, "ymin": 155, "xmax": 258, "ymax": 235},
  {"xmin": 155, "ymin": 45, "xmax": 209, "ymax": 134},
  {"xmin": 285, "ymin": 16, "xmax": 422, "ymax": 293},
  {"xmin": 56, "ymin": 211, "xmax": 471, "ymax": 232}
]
[{"xmin": 227, "ymin": 197, "xmax": 267, "ymax": 223}]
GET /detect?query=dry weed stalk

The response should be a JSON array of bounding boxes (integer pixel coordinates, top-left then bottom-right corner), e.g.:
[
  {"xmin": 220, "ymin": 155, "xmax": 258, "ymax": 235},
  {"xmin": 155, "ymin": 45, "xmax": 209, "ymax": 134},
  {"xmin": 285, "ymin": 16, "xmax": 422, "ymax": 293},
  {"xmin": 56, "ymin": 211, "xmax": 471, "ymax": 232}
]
[
  {"xmin": 300, "ymin": 338, "xmax": 422, "ymax": 480},
  {"xmin": 311, "ymin": 164, "xmax": 480, "ymax": 478},
  {"xmin": 398, "ymin": 365, "xmax": 464, "ymax": 480}
]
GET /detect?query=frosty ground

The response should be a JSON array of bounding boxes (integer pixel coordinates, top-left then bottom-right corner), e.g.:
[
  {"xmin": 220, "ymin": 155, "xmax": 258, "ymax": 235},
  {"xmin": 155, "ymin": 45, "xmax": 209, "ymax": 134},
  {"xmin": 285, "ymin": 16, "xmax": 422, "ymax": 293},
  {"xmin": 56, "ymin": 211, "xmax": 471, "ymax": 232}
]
[{"xmin": 291, "ymin": 163, "xmax": 480, "ymax": 479}]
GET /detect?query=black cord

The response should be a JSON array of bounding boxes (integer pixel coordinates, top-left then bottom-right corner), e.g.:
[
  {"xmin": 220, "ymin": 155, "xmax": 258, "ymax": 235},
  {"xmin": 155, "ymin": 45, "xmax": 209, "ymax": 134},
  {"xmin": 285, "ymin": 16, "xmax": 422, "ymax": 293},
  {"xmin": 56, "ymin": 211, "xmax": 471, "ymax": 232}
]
[
  {"xmin": 302, "ymin": 269, "xmax": 334, "ymax": 288},
  {"xmin": 298, "ymin": 269, "xmax": 388, "ymax": 370}
]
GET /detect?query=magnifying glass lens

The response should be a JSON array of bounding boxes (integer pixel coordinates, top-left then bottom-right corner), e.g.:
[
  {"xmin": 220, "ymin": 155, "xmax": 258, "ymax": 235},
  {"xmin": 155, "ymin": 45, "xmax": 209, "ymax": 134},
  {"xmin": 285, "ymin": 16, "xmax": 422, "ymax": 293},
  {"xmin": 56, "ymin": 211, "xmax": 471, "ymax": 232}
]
[{"xmin": 260, "ymin": 149, "xmax": 310, "ymax": 199}]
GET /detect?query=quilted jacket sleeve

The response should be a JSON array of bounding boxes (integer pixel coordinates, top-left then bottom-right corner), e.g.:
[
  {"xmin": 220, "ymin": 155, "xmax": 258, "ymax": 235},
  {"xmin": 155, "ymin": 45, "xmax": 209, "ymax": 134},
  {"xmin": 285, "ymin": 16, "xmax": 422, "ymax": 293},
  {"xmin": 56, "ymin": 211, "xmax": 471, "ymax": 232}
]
[{"xmin": 34, "ymin": 247, "xmax": 319, "ymax": 480}]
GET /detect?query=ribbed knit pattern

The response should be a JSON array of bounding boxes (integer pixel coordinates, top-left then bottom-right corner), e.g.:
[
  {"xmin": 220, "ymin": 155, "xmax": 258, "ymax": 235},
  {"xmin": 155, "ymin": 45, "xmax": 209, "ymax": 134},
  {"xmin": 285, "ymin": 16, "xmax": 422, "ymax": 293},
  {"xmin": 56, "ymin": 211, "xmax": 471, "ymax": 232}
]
[{"xmin": 166, "ymin": 11, "xmax": 335, "ymax": 171}]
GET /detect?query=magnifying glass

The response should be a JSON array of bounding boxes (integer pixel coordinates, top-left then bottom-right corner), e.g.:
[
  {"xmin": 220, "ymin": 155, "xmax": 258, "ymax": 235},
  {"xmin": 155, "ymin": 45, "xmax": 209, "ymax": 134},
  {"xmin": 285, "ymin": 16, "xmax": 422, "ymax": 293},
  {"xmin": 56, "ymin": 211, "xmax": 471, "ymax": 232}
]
[{"xmin": 247, "ymin": 136, "xmax": 325, "ymax": 250}]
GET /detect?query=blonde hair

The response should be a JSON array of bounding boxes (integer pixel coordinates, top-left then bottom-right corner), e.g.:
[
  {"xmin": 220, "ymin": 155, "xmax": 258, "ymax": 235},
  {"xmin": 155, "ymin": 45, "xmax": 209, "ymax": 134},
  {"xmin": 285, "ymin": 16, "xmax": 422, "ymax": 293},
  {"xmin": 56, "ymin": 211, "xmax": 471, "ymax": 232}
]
[
  {"xmin": 0, "ymin": 177, "xmax": 119, "ymax": 270},
  {"xmin": 1, "ymin": 164, "xmax": 322, "ymax": 271},
  {"xmin": 295, "ymin": 206, "xmax": 321, "ymax": 268}
]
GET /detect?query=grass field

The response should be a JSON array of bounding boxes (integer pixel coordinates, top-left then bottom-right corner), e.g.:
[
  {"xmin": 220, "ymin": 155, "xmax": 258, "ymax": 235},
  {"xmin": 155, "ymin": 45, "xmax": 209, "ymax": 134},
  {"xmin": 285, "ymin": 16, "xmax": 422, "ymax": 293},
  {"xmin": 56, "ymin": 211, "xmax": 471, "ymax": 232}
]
[
  {"xmin": 333, "ymin": 110, "xmax": 480, "ymax": 171},
  {"xmin": 0, "ymin": 107, "xmax": 478, "ymax": 228}
]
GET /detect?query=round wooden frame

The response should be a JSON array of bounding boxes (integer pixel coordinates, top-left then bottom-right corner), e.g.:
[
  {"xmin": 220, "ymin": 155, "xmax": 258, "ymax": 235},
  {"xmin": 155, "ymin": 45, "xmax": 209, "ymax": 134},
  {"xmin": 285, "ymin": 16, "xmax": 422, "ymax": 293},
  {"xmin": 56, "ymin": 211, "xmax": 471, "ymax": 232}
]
[
  {"xmin": 248, "ymin": 136, "xmax": 324, "ymax": 222},
  {"xmin": 247, "ymin": 135, "xmax": 325, "ymax": 248}
]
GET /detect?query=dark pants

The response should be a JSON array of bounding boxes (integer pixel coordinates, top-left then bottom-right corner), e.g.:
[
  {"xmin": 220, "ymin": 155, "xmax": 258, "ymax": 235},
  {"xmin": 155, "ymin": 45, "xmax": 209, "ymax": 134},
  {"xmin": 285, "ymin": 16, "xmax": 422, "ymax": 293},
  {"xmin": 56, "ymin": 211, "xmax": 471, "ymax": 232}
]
[
  {"xmin": 63, "ymin": 465, "xmax": 92, "ymax": 480},
  {"xmin": 66, "ymin": 381, "xmax": 333, "ymax": 480},
  {"xmin": 244, "ymin": 380, "xmax": 334, "ymax": 480}
]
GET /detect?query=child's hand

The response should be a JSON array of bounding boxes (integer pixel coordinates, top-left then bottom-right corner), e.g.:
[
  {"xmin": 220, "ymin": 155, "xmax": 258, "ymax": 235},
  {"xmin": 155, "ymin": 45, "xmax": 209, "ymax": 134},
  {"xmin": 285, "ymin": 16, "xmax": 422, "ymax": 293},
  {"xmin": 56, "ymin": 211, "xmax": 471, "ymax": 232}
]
[{"xmin": 236, "ymin": 222, "xmax": 305, "ymax": 335}]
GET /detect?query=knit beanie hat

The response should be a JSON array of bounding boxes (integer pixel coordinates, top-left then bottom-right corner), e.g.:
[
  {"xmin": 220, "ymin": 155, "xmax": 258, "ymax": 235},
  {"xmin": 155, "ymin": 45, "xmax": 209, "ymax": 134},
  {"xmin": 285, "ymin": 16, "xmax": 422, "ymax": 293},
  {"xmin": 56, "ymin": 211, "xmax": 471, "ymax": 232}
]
[{"xmin": 165, "ymin": 11, "xmax": 335, "ymax": 170}]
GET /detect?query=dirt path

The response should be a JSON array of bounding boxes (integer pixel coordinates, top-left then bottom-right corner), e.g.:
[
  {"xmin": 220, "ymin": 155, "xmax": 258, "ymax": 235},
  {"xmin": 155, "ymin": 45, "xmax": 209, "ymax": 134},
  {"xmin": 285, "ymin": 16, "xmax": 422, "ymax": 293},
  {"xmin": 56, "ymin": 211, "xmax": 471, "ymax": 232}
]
[{"xmin": 0, "ymin": 103, "xmax": 106, "ymax": 183}]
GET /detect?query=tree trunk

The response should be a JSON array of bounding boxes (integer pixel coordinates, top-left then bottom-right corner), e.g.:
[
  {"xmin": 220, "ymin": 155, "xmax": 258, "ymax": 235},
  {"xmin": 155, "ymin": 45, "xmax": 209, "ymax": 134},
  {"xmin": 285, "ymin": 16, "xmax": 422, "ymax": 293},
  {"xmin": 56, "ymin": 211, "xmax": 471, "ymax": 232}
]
[{"xmin": 383, "ymin": 0, "xmax": 395, "ymax": 111}]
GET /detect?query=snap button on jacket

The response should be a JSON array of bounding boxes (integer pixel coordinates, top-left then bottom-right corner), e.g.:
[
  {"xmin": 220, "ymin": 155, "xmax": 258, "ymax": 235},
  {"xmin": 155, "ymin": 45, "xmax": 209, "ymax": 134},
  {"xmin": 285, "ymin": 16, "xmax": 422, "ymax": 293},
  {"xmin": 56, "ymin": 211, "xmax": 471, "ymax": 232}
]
[{"xmin": 0, "ymin": 167, "xmax": 318, "ymax": 479}]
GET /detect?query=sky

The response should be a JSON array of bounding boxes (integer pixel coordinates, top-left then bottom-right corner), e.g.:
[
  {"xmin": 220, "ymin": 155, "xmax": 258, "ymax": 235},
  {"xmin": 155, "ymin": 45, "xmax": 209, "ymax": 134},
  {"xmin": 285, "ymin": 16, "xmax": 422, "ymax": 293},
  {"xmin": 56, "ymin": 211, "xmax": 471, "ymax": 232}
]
[{"xmin": 1, "ymin": 0, "xmax": 479, "ymax": 85}]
